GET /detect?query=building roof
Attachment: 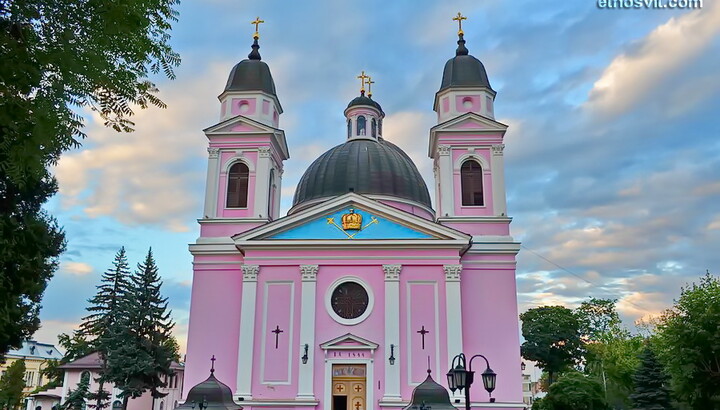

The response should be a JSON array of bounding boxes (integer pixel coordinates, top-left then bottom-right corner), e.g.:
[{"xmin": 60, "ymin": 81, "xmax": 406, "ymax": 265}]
[
  {"xmin": 292, "ymin": 138, "xmax": 432, "ymax": 210},
  {"xmin": 224, "ymin": 38, "xmax": 277, "ymax": 97},
  {"xmin": 59, "ymin": 352, "xmax": 183, "ymax": 371},
  {"xmin": 403, "ymin": 370, "xmax": 457, "ymax": 410},
  {"xmin": 177, "ymin": 361, "xmax": 239, "ymax": 410},
  {"xmin": 346, "ymin": 92, "xmax": 384, "ymax": 115},
  {"xmin": 439, "ymin": 34, "xmax": 494, "ymax": 93},
  {"xmin": 6, "ymin": 340, "xmax": 62, "ymax": 360}
]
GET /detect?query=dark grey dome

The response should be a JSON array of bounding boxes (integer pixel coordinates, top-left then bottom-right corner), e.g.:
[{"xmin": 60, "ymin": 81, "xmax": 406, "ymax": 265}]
[
  {"xmin": 224, "ymin": 38, "xmax": 277, "ymax": 96},
  {"xmin": 292, "ymin": 139, "xmax": 432, "ymax": 210},
  {"xmin": 347, "ymin": 93, "xmax": 384, "ymax": 115},
  {"xmin": 403, "ymin": 372, "xmax": 456, "ymax": 410},
  {"xmin": 439, "ymin": 35, "xmax": 493, "ymax": 92},
  {"xmin": 177, "ymin": 372, "xmax": 238, "ymax": 409}
]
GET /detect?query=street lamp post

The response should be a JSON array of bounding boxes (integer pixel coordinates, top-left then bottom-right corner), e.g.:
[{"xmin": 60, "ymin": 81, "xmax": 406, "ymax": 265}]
[{"xmin": 446, "ymin": 353, "xmax": 497, "ymax": 410}]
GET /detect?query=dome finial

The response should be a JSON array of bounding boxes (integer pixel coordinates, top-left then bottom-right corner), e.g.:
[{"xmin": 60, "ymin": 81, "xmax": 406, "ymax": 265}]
[
  {"xmin": 366, "ymin": 76, "xmax": 375, "ymax": 98},
  {"xmin": 210, "ymin": 355, "xmax": 216, "ymax": 374},
  {"xmin": 452, "ymin": 12, "xmax": 469, "ymax": 56},
  {"xmin": 357, "ymin": 70, "xmax": 370, "ymax": 95},
  {"xmin": 248, "ymin": 17, "xmax": 264, "ymax": 60}
]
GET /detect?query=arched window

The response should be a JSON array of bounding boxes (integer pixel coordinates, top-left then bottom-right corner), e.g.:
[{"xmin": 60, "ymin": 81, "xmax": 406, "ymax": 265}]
[
  {"xmin": 461, "ymin": 160, "xmax": 484, "ymax": 206},
  {"xmin": 80, "ymin": 371, "xmax": 91, "ymax": 383},
  {"xmin": 356, "ymin": 116, "xmax": 366, "ymax": 136},
  {"xmin": 159, "ymin": 402, "xmax": 164, "ymax": 410},
  {"xmin": 112, "ymin": 401, "xmax": 122, "ymax": 409},
  {"xmin": 227, "ymin": 162, "xmax": 249, "ymax": 208},
  {"xmin": 378, "ymin": 119, "xmax": 382, "ymax": 136},
  {"xmin": 35, "ymin": 406, "xmax": 42, "ymax": 410},
  {"xmin": 347, "ymin": 119, "xmax": 352, "ymax": 138},
  {"xmin": 371, "ymin": 118, "xmax": 377, "ymax": 138},
  {"xmin": 268, "ymin": 169, "xmax": 275, "ymax": 217}
]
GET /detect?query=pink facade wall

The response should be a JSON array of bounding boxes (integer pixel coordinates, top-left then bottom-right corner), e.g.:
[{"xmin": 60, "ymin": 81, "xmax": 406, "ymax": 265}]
[
  {"xmin": 455, "ymin": 95, "xmax": 481, "ymax": 113},
  {"xmin": 230, "ymin": 98, "xmax": 257, "ymax": 116}
]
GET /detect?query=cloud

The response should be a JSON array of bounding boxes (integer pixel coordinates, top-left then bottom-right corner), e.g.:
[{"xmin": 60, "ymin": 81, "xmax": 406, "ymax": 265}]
[
  {"xmin": 586, "ymin": 3, "xmax": 720, "ymax": 116},
  {"xmin": 61, "ymin": 261, "xmax": 94, "ymax": 276}
]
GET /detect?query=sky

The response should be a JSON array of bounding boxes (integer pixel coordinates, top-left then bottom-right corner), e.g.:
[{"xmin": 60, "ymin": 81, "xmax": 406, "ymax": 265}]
[{"xmin": 36, "ymin": 0, "xmax": 720, "ymax": 354}]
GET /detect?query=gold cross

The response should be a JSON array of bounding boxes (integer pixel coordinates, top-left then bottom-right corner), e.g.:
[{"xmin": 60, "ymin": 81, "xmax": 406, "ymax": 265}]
[
  {"xmin": 452, "ymin": 12, "xmax": 467, "ymax": 35},
  {"xmin": 357, "ymin": 71, "xmax": 369, "ymax": 93},
  {"xmin": 366, "ymin": 77, "xmax": 375, "ymax": 97},
  {"xmin": 251, "ymin": 16, "xmax": 265, "ymax": 38}
]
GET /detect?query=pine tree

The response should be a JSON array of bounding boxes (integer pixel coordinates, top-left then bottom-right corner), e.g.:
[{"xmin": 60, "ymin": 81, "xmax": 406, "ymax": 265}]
[
  {"xmin": 79, "ymin": 247, "xmax": 131, "ymax": 409},
  {"xmin": 0, "ymin": 359, "xmax": 26, "ymax": 409},
  {"xmin": 629, "ymin": 347, "xmax": 673, "ymax": 410},
  {"xmin": 105, "ymin": 248, "xmax": 175, "ymax": 410},
  {"xmin": 63, "ymin": 372, "xmax": 90, "ymax": 409}
]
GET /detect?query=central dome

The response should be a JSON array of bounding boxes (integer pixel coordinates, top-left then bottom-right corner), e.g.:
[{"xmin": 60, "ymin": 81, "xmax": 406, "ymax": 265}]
[{"xmin": 291, "ymin": 138, "xmax": 431, "ymax": 211}]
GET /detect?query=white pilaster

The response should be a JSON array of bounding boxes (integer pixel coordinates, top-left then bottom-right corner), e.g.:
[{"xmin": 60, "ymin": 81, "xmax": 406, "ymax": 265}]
[
  {"xmin": 444, "ymin": 265, "xmax": 463, "ymax": 371},
  {"xmin": 203, "ymin": 148, "xmax": 220, "ymax": 218},
  {"xmin": 491, "ymin": 144, "xmax": 507, "ymax": 216},
  {"xmin": 383, "ymin": 264, "xmax": 402, "ymax": 402},
  {"xmin": 236, "ymin": 265, "xmax": 260, "ymax": 399},
  {"xmin": 437, "ymin": 145, "xmax": 454, "ymax": 218},
  {"xmin": 254, "ymin": 147, "xmax": 271, "ymax": 219},
  {"xmin": 297, "ymin": 265, "xmax": 318, "ymax": 400}
]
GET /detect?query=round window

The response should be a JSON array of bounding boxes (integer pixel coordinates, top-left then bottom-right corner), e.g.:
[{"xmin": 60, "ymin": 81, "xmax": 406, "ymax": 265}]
[{"xmin": 331, "ymin": 281, "xmax": 369, "ymax": 320}]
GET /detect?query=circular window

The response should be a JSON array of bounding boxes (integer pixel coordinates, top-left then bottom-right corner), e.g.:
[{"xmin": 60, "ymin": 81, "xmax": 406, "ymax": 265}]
[
  {"xmin": 462, "ymin": 97, "xmax": 474, "ymax": 109},
  {"xmin": 238, "ymin": 100, "xmax": 250, "ymax": 113},
  {"xmin": 326, "ymin": 277, "xmax": 374, "ymax": 325}
]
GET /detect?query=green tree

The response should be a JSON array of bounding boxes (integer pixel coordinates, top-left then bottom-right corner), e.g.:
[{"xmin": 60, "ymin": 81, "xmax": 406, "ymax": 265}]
[
  {"xmin": 63, "ymin": 371, "xmax": 90, "ymax": 409},
  {"xmin": 105, "ymin": 249, "xmax": 175, "ymax": 409},
  {"xmin": 576, "ymin": 298, "xmax": 621, "ymax": 342},
  {"xmin": 629, "ymin": 347, "xmax": 673, "ymax": 410},
  {"xmin": 0, "ymin": 0, "xmax": 180, "ymax": 358},
  {"xmin": 0, "ymin": 359, "xmax": 26, "ymax": 410},
  {"xmin": 520, "ymin": 306, "xmax": 584, "ymax": 384},
  {"xmin": 533, "ymin": 371, "xmax": 611, "ymax": 410},
  {"xmin": 655, "ymin": 271, "xmax": 720, "ymax": 409},
  {"xmin": 35, "ymin": 331, "xmax": 92, "ymax": 393}
]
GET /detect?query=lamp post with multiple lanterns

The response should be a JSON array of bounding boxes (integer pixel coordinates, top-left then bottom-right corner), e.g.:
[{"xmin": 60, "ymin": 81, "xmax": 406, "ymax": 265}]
[{"xmin": 446, "ymin": 353, "xmax": 497, "ymax": 410}]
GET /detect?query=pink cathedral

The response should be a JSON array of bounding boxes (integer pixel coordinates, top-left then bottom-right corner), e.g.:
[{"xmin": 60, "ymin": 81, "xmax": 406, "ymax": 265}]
[{"xmin": 184, "ymin": 21, "xmax": 524, "ymax": 410}]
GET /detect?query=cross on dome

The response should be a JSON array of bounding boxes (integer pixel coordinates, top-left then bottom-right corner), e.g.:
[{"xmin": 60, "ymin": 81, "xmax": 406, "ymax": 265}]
[
  {"xmin": 452, "ymin": 12, "xmax": 467, "ymax": 35},
  {"xmin": 357, "ymin": 70, "xmax": 369, "ymax": 94},
  {"xmin": 366, "ymin": 76, "xmax": 375, "ymax": 98},
  {"xmin": 251, "ymin": 16, "xmax": 265, "ymax": 39}
]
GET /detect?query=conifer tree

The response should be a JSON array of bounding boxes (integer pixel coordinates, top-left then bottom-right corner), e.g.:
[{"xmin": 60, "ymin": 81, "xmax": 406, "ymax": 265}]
[
  {"xmin": 105, "ymin": 248, "xmax": 175, "ymax": 409},
  {"xmin": 630, "ymin": 347, "xmax": 673, "ymax": 410},
  {"xmin": 63, "ymin": 371, "xmax": 90, "ymax": 409},
  {"xmin": 0, "ymin": 359, "xmax": 26, "ymax": 409},
  {"xmin": 79, "ymin": 247, "xmax": 131, "ymax": 409}
]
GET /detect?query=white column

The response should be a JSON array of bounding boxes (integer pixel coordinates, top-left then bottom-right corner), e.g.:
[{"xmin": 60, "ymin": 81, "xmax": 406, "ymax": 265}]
[
  {"xmin": 203, "ymin": 148, "xmax": 220, "ymax": 218},
  {"xmin": 383, "ymin": 264, "xmax": 402, "ymax": 402},
  {"xmin": 236, "ymin": 265, "xmax": 260, "ymax": 399},
  {"xmin": 491, "ymin": 144, "xmax": 507, "ymax": 217},
  {"xmin": 297, "ymin": 265, "xmax": 318, "ymax": 400},
  {"xmin": 437, "ymin": 145, "xmax": 454, "ymax": 217},
  {"xmin": 254, "ymin": 147, "xmax": 271, "ymax": 219},
  {"xmin": 444, "ymin": 265, "xmax": 463, "ymax": 371}
]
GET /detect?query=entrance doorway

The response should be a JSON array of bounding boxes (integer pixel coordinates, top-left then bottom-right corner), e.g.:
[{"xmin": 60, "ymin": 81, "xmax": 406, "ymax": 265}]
[{"xmin": 331, "ymin": 364, "xmax": 366, "ymax": 410}]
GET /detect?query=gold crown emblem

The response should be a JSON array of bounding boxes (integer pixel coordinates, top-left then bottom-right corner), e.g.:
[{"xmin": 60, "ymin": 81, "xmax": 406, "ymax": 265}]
[{"xmin": 341, "ymin": 209, "xmax": 362, "ymax": 230}]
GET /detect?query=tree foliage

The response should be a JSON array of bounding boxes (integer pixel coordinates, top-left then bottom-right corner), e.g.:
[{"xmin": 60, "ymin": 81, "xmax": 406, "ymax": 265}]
[
  {"xmin": 104, "ymin": 249, "xmax": 176, "ymax": 408},
  {"xmin": 63, "ymin": 371, "xmax": 90, "ymax": 409},
  {"xmin": 629, "ymin": 347, "xmax": 673, "ymax": 410},
  {"xmin": 0, "ymin": 359, "xmax": 26, "ymax": 409},
  {"xmin": 533, "ymin": 371, "xmax": 611, "ymax": 410},
  {"xmin": 0, "ymin": 0, "xmax": 180, "ymax": 358},
  {"xmin": 520, "ymin": 306, "xmax": 584, "ymax": 384},
  {"xmin": 654, "ymin": 271, "xmax": 720, "ymax": 409}
]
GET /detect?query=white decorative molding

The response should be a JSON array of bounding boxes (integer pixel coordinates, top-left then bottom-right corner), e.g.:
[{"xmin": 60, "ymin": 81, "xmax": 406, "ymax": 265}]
[
  {"xmin": 491, "ymin": 144, "xmax": 505, "ymax": 155},
  {"xmin": 258, "ymin": 146, "xmax": 271, "ymax": 157},
  {"xmin": 242, "ymin": 265, "xmax": 260, "ymax": 281},
  {"xmin": 383, "ymin": 264, "xmax": 402, "ymax": 281},
  {"xmin": 443, "ymin": 265, "xmax": 462, "ymax": 282},
  {"xmin": 207, "ymin": 147, "xmax": 220, "ymax": 158},
  {"xmin": 325, "ymin": 276, "xmax": 374, "ymax": 326},
  {"xmin": 437, "ymin": 144, "xmax": 451, "ymax": 156},
  {"xmin": 300, "ymin": 265, "xmax": 318, "ymax": 281}
]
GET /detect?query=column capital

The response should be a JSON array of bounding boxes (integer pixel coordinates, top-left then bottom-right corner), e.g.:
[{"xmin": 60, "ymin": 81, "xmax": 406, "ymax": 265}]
[
  {"xmin": 443, "ymin": 265, "xmax": 462, "ymax": 282},
  {"xmin": 383, "ymin": 264, "xmax": 402, "ymax": 281},
  {"xmin": 300, "ymin": 265, "xmax": 318, "ymax": 281},
  {"xmin": 437, "ymin": 145, "xmax": 451, "ymax": 156},
  {"xmin": 207, "ymin": 147, "xmax": 220, "ymax": 158},
  {"xmin": 241, "ymin": 265, "xmax": 259, "ymax": 281},
  {"xmin": 491, "ymin": 144, "xmax": 505, "ymax": 156},
  {"xmin": 258, "ymin": 146, "xmax": 271, "ymax": 157}
]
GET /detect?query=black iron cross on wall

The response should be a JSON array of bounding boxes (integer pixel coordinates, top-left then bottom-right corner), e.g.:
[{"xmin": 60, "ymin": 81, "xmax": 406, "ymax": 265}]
[
  {"xmin": 417, "ymin": 325, "xmax": 429, "ymax": 350},
  {"xmin": 272, "ymin": 325, "xmax": 284, "ymax": 349}
]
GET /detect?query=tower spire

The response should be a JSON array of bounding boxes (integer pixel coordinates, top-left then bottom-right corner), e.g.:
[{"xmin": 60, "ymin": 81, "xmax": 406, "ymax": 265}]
[
  {"xmin": 248, "ymin": 17, "xmax": 264, "ymax": 60},
  {"xmin": 453, "ymin": 12, "xmax": 469, "ymax": 56}
]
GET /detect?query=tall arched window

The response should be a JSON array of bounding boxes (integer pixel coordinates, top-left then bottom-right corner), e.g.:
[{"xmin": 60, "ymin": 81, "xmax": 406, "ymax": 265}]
[
  {"xmin": 357, "ymin": 116, "xmax": 366, "ymax": 136},
  {"xmin": 112, "ymin": 401, "xmax": 122, "ymax": 409},
  {"xmin": 159, "ymin": 402, "xmax": 165, "ymax": 410},
  {"xmin": 268, "ymin": 169, "xmax": 276, "ymax": 217},
  {"xmin": 227, "ymin": 162, "xmax": 249, "ymax": 208},
  {"xmin": 80, "ymin": 371, "xmax": 91, "ymax": 383},
  {"xmin": 371, "ymin": 118, "xmax": 377, "ymax": 138},
  {"xmin": 461, "ymin": 160, "xmax": 484, "ymax": 206},
  {"xmin": 347, "ymin": 119, "xmax": 352, "ymax": 138},
  {"xmin": 378, "ymin": 119, "xmax": 383, "ymax": 136}
]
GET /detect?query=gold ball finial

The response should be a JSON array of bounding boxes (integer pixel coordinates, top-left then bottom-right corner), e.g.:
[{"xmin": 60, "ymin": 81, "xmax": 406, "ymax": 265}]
[
  {"xmin": 452, "ymin": 12, "xmax": 467, "ymax": 35},
  {"xmin": 251, "ymin": 16, "xmax": 265, "ymax": 39}
]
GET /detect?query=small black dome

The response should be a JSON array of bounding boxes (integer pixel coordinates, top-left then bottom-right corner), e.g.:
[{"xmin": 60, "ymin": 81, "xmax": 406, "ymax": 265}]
[
  {"xmin": 403, "ymin": 372, "xmax": 456, "ymax": 410},
  {"xmin": 439, "ymin": 35, "xmax": 493, "ymax": 92},
  {"xmin": 177, "ymin": 373, "xmax": 238, "ymax": 409},
  {"xmin": 292, "ymin": 139, "xmax": 431, "ymax": 211},
  {"xmin": 347, "ymin": 94, "xmax": 384, "ymax": 115},
  {"xmin": 224, "ymin": 39, "xmax": 277, "ymax": 96}
]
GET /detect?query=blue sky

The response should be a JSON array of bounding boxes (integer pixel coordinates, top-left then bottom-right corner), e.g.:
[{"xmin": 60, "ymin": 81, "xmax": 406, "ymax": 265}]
[{"xmin": 37, "ymin": 0, "xmax": 720, "ymax": 353}]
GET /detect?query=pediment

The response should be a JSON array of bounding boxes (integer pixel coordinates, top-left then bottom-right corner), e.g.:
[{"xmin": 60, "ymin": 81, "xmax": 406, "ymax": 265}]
[
  {"xmin": 431, "ymin": 113, "xmax": 508, "ymax": 134},
  {"xmin": 320, "ymin": 333, "xmax": 379, "ymax": 351},
  {"xmin": 232, "ymin": 193, "xmax": 470, "ymax": 249},
  {"xmin": 203, "ymin": 114, "xmax": 281, "ymax": 135}
]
